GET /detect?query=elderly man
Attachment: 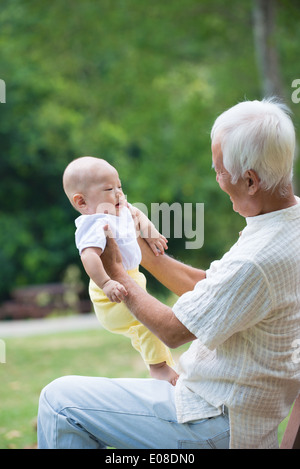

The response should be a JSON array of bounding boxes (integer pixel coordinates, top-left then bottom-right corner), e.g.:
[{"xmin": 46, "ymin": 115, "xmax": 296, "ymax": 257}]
[{"xmin": 38, "ymin": 98, "xmax": 300, "ymax": 449}]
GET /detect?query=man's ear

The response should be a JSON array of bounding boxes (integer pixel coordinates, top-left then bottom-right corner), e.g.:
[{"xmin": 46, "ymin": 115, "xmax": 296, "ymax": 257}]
[
  {"xmin": 244, "ymin": 170, "xmax": 260, "ymax": 195},
  {"xmin": 72, "ymin": 193, "xmax": 87, "ymax": 211}
]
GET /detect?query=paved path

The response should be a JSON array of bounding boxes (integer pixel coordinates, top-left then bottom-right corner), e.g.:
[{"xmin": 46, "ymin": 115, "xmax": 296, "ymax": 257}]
[{"xmin": 0, "ymin": 313, "xmax": 101, "ymax": 338}]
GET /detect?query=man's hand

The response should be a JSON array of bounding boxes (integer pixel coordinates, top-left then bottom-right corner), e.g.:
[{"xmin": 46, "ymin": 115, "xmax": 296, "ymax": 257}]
[
  {"xmin": 101, "ymin": 227, "xmax": 196, "ymax": 349},
  {"xmin": 101, "ymin": 225, "xmax": 126, "ymax": 280}
]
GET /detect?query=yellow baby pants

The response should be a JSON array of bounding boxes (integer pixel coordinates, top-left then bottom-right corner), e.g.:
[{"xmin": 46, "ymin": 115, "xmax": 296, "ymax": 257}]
[{"xmin": 89, "ymin": 268, "xmax": 174, "ymax": 367}]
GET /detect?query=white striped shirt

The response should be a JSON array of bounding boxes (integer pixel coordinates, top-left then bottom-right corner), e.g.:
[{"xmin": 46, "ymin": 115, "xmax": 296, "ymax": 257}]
[{"xmin": 173, "ymin": 197, "xmax": 300, "ymax": 448}]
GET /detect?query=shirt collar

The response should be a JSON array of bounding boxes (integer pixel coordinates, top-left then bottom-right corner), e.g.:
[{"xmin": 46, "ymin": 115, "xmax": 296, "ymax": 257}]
[{"xmin": 246, "ymin": 196, "xmax": 300, "ymax": 227}]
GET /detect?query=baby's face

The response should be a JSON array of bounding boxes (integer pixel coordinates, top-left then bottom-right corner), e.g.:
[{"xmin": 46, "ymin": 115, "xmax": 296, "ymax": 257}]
[{"xmin": 85, "ymin": 165, "xmax": 125, "ymax": 216}]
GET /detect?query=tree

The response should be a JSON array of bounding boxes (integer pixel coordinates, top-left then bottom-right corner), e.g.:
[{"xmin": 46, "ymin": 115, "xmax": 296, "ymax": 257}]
[
  {"xmin": 253, "ymin": 0, "xmax": 283, "ymax": 98},
  {"xmin": 0, "ymin": 0, "xmax": 299, "ymax": 305}
]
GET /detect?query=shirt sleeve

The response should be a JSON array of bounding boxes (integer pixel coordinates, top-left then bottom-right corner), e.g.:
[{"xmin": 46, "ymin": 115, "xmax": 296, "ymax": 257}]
[
  {"xmin": 172, "ymin": 259, "xmax": 274, "ymax": 350},
  {"xmin": 75, "ymin": 217, "xmax": 107, "ymax": 255}
]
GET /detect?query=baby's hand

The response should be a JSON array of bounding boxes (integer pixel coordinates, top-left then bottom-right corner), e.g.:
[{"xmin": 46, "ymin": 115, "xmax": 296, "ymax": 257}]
[
  {"xmin": 128, "ymin": 204, "xmax": 168, "ymax": 256},
  {"xmin": 102, "ymin": 279, "xmax": 128, "ymax": 303},
  {"xmin": 146, "ymin": 232, "xmax": 168, "ymax": 257}
]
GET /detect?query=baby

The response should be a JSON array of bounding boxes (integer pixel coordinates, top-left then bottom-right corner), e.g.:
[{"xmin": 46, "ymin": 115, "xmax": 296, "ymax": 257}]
[{"xmin": 63, "ymin": 156, "xmax": 178, "ymax": 385}]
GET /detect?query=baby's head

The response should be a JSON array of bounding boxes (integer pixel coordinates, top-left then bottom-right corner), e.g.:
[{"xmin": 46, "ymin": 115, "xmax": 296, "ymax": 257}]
[{"xmin": 63, "ymin": 156, "xmax": 125, "ymax": 216}]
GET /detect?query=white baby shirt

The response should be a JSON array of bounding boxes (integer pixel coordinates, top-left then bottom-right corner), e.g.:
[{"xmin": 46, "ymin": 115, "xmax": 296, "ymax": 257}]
[{"xmin": 74, "ymin": 206, "xmax": 142, "ymax": 271}]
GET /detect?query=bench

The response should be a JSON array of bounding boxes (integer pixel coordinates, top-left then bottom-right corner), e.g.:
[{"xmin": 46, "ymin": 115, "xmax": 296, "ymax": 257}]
[
  {"xmin": 0, "ymin": 283, "xmax": 91, "ymax": 320},
  {"xmin": 280, "ymin": 394, "xmax": 300, "ymax": 449}
]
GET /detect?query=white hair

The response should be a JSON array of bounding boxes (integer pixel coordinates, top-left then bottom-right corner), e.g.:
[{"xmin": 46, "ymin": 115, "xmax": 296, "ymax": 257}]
[{"xmin": 210, "ymin": 98, "xmax": 296, "ymax": 194}]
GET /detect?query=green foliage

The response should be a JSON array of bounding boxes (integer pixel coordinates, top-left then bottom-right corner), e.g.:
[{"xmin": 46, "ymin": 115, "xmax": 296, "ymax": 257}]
[{"xmin": 0, "ymin": 0, "xmax": 300, "ymax": 300}]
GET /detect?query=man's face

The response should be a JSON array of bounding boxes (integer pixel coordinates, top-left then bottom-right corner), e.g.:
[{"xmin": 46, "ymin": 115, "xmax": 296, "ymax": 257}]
[{"xmin": 212, "ymin": 142, "xmax": 255, "ymax": 218}]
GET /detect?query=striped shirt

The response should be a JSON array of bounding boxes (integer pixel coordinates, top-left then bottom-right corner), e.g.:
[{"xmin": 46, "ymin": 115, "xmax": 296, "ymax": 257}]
[{"xmin": 173, "ymin": 197, "xmax": 300, "ymax": 448}]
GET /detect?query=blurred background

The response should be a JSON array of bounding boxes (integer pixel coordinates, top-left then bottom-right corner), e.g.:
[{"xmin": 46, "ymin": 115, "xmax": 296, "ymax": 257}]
[
  {"xmin": 0, "ymin": 0, "xmax": 300, "ymax": 318},
  {"xmin": 1, "ymin": 0, "xmax": 299, "ymax": 449}
]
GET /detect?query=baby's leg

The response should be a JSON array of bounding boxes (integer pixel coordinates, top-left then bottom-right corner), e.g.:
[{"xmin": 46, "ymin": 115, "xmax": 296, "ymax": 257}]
[
  {"xmin": 89, "ymin": 274, "xmax": 178, "ymax": 384},
  {"xmin": 149, "ymin": 362, "xmax": 179, "ymax": 387}
]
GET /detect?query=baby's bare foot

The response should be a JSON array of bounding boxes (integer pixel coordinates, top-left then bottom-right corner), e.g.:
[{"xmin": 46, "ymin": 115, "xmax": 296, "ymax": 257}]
[{"xmin": 149, "ymin": 362, "xmax": 179, "ymax": 386}]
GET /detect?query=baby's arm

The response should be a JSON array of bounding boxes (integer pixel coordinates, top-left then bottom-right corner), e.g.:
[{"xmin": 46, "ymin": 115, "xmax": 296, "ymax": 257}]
[
  {"xmin": 129, "ymin": 205, "xmax": 168, "ymax": 256},
  {"xmin": 81, "ymin": 247, "xmax": 127, "ymax": 303}
]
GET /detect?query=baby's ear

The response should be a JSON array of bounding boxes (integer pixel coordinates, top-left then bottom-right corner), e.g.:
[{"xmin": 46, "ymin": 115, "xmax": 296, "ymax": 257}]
[{"xmin": 73, "ymin": 193, "xmax": 87, "ymax": 211}]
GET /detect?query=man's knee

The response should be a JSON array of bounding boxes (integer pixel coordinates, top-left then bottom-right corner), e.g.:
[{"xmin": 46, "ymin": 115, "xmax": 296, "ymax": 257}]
[{"xmin": 39, "ymin": 376, "xmax": 78, "ymax": 413}]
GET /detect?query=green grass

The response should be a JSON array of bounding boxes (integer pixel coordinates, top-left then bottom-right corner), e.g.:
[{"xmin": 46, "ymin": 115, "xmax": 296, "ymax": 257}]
[
  {"xmin": 0, "ymin": 327, "xmax": 188, "ymax": 449},
  {"xmin": 0, "ymin": 327, "xmax": 291, "ymax": 449}
]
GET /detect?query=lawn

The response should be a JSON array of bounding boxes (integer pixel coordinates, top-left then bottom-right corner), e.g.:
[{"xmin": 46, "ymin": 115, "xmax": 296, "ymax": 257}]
[
  {"xmin": 0, "ymin": 326, "xmax": 290, "ymax": 449},
  {"xmin": 0, "ymin": 326, "xmax": 188, "ymax": 449}
]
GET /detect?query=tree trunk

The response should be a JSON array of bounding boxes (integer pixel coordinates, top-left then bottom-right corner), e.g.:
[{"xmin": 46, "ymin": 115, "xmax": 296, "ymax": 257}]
[
  {"xmin": 253, "ymin": 0, "xmax": 299, "ymax": 193},
  {"xmin": 253, "ymin": 0, "xmax": 283, "ymax": 98}
]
